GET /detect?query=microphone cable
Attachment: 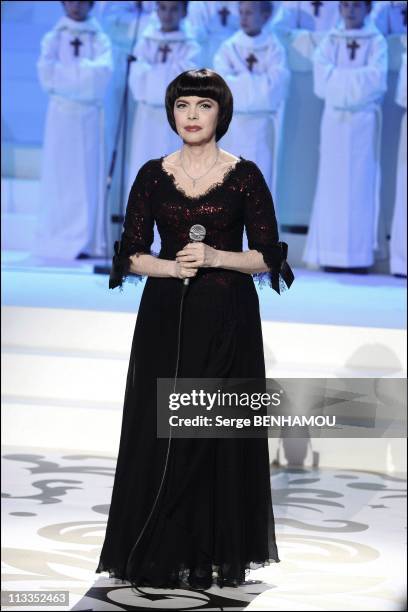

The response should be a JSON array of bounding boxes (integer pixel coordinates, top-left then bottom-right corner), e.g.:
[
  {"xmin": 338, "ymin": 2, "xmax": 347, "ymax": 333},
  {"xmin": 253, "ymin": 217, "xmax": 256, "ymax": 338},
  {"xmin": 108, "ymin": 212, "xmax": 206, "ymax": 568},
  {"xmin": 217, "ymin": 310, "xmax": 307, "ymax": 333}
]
[
  {"xmin": 123, "ymin": 225, "xmax": 206, "ymax": 594},
  {"xmin": 124, "ymin": 282, "xmax": 187, "ymax": 595}
]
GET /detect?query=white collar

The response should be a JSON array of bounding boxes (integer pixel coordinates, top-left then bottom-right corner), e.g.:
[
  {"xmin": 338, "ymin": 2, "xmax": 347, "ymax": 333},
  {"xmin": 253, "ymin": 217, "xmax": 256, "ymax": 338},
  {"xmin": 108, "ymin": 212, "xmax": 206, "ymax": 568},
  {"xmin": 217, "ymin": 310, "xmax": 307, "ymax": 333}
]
[
  {"xmin": 333, "ymin": 16, "xmax": 381, "ymax": 38},
  {"xmin": 55, "ymin": 15, "xmax": 102, "ymax": 34},
  {"xmin": 230, "ymin": 27, "xmax": 272, "ymax": 48},
  {"xmin": 141, "ymin": 19, "xmax": 192, "ymax": 42}
]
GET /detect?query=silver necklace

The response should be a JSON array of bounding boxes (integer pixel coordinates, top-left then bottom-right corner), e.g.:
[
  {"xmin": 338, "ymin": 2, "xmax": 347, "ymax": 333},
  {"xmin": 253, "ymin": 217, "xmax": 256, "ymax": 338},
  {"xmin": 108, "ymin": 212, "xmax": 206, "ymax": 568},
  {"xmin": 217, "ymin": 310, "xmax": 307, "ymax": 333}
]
[{"xmin": 180, "ymin": 147, "xmax": 220, "ymax": 188}]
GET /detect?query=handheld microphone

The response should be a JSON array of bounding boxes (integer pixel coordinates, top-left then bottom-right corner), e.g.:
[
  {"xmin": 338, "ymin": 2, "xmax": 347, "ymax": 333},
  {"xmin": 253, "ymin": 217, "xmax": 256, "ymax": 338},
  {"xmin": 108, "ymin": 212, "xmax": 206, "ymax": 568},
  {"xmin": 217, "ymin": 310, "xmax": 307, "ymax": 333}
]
[{"xmin": 183, "ymin": 224, "xmax": 206, "ymax": 287}]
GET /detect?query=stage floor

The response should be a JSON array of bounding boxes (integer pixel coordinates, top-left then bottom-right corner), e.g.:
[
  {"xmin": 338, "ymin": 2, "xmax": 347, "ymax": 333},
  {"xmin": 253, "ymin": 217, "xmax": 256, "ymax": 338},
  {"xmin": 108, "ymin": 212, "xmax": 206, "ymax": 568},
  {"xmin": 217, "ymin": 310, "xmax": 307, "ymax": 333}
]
[
  {"xmin": 1, "ymin": 447, "xmax": 406, "ymax": 611},
  {"xmin": 1, "ymin": 251, "xmax": 406, "ymax": 329},
  {"xmin": 2, "ymin": 254, "xmax": 407, "ymax": 610}
]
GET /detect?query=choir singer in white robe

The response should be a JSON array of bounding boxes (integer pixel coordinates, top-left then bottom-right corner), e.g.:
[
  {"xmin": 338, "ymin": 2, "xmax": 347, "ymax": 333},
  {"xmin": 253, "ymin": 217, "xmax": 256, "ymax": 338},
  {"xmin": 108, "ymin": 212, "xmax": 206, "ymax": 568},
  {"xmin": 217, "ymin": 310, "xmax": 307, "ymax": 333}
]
[
  {"xmin": 126, "ymin": 0, "xmax": 200, "ymax": 200},
  {"xmin": 371, "ymin": 0, "xmax": 407, "ymax": 260},
  {"xmin": 187, "ymin": 1, "xmax": 240, "ymax": 68},
  {"xmin": 214, "ymin": 1, "xmax": 290, "ymax": 195},
  {"xmin": 274, "ymin": 1, "xmax": 340, "ymax": 227},
  {"xmin": 96, "ymin": 1, "xmax": 156, "ymax": 250},
  {"xmin": 303, "ymin": 0, "xmax": 388, "ymax": 272},
  {"xmin": 34, "ymin": 1, "xmax": 113, "ymax": 260},
  {"xmin": 390, "ymin": 48, "xmax": 407, "ymax": 277}
]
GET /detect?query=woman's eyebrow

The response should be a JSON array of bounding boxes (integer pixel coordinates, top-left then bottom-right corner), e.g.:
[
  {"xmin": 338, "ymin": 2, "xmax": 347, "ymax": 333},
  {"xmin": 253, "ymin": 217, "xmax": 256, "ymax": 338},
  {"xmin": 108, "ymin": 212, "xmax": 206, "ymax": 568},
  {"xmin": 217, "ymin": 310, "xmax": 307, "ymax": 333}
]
[{"xmin": 176, "ymin": 98, "xmax": 214, "ymax": 104}]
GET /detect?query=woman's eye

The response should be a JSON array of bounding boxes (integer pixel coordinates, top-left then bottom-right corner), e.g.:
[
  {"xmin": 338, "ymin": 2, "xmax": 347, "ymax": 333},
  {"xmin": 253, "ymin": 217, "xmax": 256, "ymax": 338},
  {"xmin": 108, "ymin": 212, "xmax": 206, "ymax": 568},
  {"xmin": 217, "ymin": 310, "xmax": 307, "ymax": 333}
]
[{"xmin": 176, "ymin": 103, "xmax": 212, "ymax": 109}]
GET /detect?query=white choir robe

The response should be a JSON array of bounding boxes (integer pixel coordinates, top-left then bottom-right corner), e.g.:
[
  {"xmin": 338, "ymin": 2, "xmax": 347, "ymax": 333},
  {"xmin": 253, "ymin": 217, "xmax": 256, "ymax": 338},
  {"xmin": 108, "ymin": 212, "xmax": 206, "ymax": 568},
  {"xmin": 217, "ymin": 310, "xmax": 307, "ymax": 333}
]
[
  {"xmin": 371, "ymin": 2, "xmax": 407, "ymax": 255},
  {"xmin": 126, "ymin": 21, "xmax": 200, "ymax": 253},
  {"xmin": 281, "ymin": 1, "xmax": 340, "ymax": 30},
  {"xmin": 213, "ymin": 29, "xmax": 290, "ymax": 196},
  {"xmin": 274, "ymin": 1, "xmax": 340, "ymax": 227},
  {"xmin": 390, "ymin": 49, "xmax": 407, "ymax": 275},
  {"xmin": 97, "ymin": 2, "xmax": 157, "ymax": 140},
  {"xmin": 95, "ymin": 1, "xmax": 156, "ymax": 27},
  {"xmin": 376, "ymin": 32, "xmax": 407, "ymax": 255},
  {"xmin": 263, "ymin": 2, "xmax": 295, "ymax": 34},
  {"xmin": 97, "ymin": 2, "xmax": 156, "ymax": 228},
  {"xmin": 34, "ymin": 16, "xmax": 113, "ymax": 260},
  {"xmin": 303, "ymin": 19, "xmax": 388, "ymax": 268},
  {"xmin": 187, "ymin": 1, "xmax": 240, "ymax": 68},
  {"xmin": 97, "ymin": 1, "xmax": 157, "ymax": 149}
]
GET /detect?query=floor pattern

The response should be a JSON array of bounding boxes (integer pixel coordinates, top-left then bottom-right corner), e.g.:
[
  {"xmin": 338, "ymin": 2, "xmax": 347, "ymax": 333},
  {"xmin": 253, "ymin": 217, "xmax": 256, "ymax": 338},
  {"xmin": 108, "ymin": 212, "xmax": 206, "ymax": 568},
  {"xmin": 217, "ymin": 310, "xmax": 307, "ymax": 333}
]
[{"xmin": 1, "ymin": 448, "xmax": 406, "ymax": 611}]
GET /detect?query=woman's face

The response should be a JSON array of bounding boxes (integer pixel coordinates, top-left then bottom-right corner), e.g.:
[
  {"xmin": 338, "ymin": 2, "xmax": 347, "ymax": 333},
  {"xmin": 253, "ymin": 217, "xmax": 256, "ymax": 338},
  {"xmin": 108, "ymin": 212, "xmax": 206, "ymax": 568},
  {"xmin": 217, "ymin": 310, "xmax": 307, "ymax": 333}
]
[{"xmin": 173, "ymin": 96, "xmax": 220, "ymax": 144}]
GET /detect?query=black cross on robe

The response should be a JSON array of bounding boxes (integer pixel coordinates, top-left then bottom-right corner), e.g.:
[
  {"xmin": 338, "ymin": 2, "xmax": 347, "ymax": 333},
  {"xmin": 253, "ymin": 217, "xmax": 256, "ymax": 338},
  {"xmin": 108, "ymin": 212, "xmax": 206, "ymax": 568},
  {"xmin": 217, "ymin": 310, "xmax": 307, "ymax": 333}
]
[
  {"xmin": 158, "ymin": 43, "xmax": 171, "ymax": 63},
  {"xmin": 70, "ymin": 37, "xmax": 83, "ymax": 57},
  {"xmin": 347, "ymin": 39, "xmax": 360, "ymax": 61},
  {"xmin": 218, "ymin": 6, "xmax": 231, "ymax": 26},
  {"xmin": 246, "ymin": 53, "xmax": 258, "ymax": 72},
  {"xmin": 310, "ymin": 1, "xmax": 323, "ymax": 18}
]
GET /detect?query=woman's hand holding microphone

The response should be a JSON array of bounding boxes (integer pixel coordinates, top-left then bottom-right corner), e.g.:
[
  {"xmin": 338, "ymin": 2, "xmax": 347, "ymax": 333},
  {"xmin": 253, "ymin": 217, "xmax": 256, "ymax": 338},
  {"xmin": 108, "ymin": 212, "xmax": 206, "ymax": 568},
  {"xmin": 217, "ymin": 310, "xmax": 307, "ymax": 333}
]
[{"xmin": 173, "ymin": 242, "xmax": 221, "ymax": 280}]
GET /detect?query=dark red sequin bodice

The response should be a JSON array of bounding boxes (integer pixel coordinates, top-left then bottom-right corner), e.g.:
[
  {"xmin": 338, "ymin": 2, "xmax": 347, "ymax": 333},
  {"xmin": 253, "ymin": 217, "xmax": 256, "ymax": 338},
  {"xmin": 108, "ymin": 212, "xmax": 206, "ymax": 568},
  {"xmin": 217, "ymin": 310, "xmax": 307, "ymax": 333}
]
[{"xmin": 110, "ymin": 156, "xmax": 294, "ymax": 294}]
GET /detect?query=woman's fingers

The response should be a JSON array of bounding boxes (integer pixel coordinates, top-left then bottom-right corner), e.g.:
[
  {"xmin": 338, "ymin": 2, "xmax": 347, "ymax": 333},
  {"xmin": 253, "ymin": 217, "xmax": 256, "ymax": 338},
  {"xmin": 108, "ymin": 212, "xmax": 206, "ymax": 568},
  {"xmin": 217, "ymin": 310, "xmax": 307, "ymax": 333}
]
[
  {"xmin": 176, "ymin": 253, "xmax": 197, "ymax": 262},
  {"xmin": 175, "ymin": 261, "xmax": 198, "ymax": 279},
  {"xmin": 176, "ymin": 243, "xmax": 204, "ymax": 257},
  {"xmin": 176, "ymin": 256, "xmax": 203, "ymax": 268},
  {"xmin": 176, "ymin": 243, "xmax": 214, "ymax": 269},
  {"xmin": 182, "ymin": 263, "xmax": 198, "ymax": 272},
  {"xmin": 182, "ymin": 263, "xmax": 198, "ymax": 275}
]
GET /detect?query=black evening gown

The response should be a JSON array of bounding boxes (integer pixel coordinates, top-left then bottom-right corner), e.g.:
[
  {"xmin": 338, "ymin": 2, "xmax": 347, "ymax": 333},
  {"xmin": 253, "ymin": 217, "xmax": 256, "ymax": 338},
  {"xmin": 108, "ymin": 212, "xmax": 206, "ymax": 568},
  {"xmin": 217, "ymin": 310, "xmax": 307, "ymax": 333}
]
[{"xmin": 95, "ymin": 156, "xmax": 294, "ymax": 590}]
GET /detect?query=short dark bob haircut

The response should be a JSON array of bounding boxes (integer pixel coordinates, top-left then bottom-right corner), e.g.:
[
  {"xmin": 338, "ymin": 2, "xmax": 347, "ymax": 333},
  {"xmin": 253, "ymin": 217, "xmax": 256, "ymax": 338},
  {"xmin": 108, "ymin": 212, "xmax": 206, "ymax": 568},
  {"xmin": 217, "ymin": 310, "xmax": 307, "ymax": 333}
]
[{"xmin": 165, "ymin": 69, "xmax": 233, "ymax": 142}]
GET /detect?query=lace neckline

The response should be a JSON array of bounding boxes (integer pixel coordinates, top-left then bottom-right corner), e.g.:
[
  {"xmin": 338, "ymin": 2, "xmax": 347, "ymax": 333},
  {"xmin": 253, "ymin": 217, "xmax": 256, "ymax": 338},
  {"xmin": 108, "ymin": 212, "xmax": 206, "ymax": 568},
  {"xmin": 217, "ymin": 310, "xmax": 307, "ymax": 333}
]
[{"xmin": 159, "ymin": 155, "xmax": 245, "ymax": 202}]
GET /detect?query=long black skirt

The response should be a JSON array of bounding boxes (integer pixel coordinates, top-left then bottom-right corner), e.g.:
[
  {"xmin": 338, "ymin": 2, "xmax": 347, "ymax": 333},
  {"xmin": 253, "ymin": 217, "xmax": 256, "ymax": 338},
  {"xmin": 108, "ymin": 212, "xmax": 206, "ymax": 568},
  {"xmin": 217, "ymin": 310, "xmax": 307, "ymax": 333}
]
[{"xmin": 96, "ymin": 269, "xmax": 281, "ymax": 590}]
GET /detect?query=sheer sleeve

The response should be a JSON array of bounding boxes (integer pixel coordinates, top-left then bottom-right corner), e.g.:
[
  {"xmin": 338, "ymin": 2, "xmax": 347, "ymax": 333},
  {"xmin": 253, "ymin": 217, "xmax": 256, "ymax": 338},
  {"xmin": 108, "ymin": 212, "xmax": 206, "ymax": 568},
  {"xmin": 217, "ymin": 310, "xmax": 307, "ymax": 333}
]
[
  {"xmin": 243, "ymin": 161, "xmax": 294, "ymax": 294},
  {"xmin": 109, "ymin": 161, "xmax": 156, "ymax": 291}
]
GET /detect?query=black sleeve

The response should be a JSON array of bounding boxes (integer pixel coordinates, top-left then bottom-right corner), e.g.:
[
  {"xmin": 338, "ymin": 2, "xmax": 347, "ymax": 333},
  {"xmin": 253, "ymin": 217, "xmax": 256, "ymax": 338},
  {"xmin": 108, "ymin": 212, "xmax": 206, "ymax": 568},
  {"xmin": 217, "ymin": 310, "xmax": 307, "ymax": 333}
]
[
  {"xmin": 243, "ymin": 161, "xmax": 294, "ymax": 294},
  {"xmin": 109, "ymin": 161, "xmax": 155, "ymax": 290}
]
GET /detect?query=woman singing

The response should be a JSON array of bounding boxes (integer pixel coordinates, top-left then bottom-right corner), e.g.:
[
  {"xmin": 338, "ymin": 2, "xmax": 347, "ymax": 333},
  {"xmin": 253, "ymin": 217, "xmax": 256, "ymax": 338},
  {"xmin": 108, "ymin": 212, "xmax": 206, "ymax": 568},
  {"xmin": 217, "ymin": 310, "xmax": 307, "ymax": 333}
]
[{"xmin": 96, "ymin": 68, "xmax": 294, "ymax": 591}]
